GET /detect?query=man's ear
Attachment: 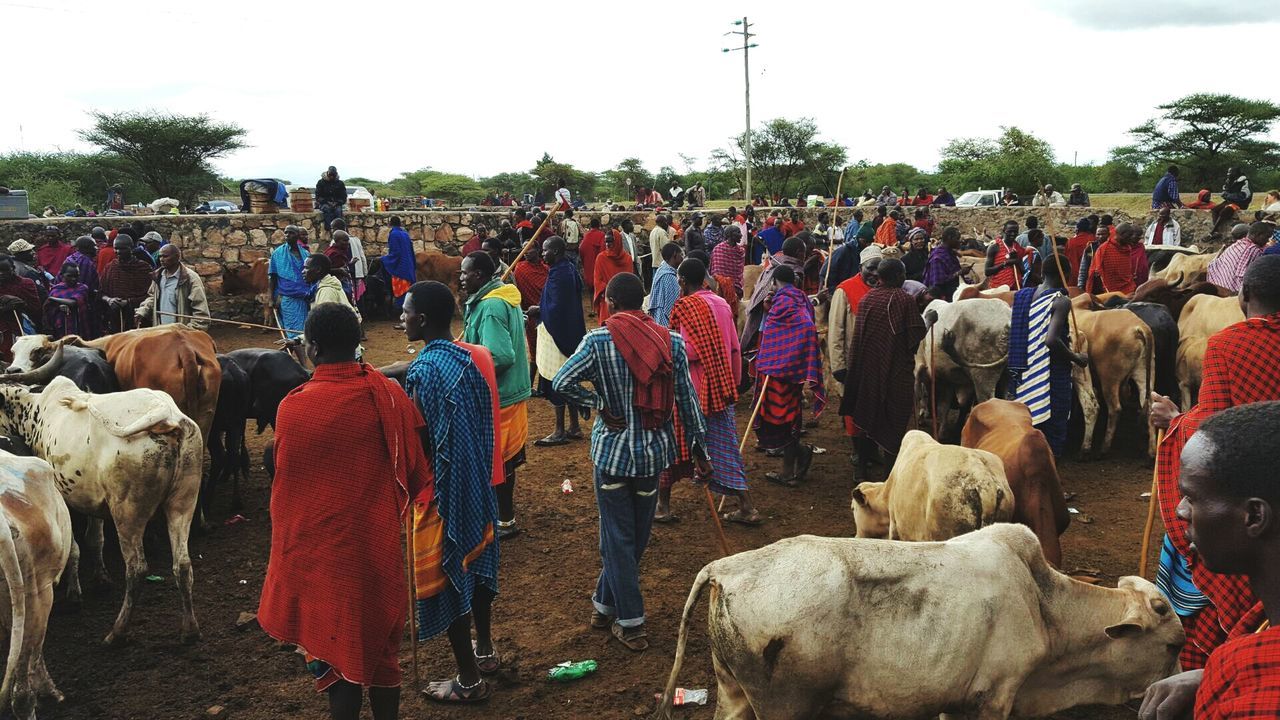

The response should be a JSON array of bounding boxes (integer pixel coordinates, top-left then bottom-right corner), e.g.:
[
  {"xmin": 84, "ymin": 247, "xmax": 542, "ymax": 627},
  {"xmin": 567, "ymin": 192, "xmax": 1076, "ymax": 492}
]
[{"xmin": 1245, "ymin": 497, "xmax": 1272, "ymax": 539}]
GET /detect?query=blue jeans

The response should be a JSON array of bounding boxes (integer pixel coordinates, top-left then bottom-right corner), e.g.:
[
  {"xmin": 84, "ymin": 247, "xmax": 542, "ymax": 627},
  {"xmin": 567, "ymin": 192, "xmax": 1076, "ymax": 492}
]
[
  {"xmin": 319, "ymin": 202, "xmax": 344, "ymax": 231},
  {"xmin": 592, "ymin": 469, "xmax": 659, "ymax": 628}
]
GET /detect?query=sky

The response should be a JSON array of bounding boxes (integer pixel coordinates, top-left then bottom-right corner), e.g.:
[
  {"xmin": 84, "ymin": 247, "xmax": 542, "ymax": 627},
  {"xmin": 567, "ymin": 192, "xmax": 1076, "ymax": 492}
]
[{"xmin": 2, "ymin": 0, "xmax": 1276, "ymax": 186}]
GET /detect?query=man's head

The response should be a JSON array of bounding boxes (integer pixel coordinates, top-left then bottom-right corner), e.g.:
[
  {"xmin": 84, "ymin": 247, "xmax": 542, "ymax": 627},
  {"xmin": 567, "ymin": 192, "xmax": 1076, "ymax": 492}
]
[
  {"xmin": 461, "ymin": 251, "xmax": 497, "ymax": 295},
  {"xmin": 480, "ymin": 237, "xmax": 504, "ymax": 268},
  {"xmin": 1095, "ymin": 223, "xmax": 1111, "ymax": 242},
  {"xmin": 1167, "ymin": 165, "xmax": 1179, "ymax": 178},
  {"xmin": 113, "ymin": 234, "xmax": 134, "ymax": 261},
  {"xmin": 1227, "ymin": 166, "xmax": 1239, "ymax": 178},
  {"xmin": 331, "ymin": 230, "xmax": 351, "ymax": 249},
  {"xmin": 782, "ymin": 236, "xmax": 805, "ymax": 260},
  {"xmin": 302, "ymin": 253, "xmax": 331, "ymax": 284},
  {"xmin": 1115, "ymin": 223, "xmax": 1142, "ymax": 246},
  {"xmin": 621, "ymin": 218, "xmax": 634, "ymax": 233},
  {"xmin": 941, "ymin": 226, "xmax": 961, "ymax": 250},
  {"xmin": 157, "ymin": 243, "xmax": 181, "ymax": 273},
  {"xmin": 1044, "ymin": 252, "xmax": 1071, "ymax": 287},
  {"xmin": 90, "ymin": 226, "xmax": 107, "ymax": 244},
  {"xmin": 908, "ymin": 228, "xmax": 928, "ymax": 251},
  {"xmin": 656, "ymin": 215, "xmax": 669, "ymax": 229},
  {"xmin": 853, "ymin": 209, "xmax": 864, "ymax": 222},
  {"xmin": 283, "ymin": 225, "xmax": 304, "ymax": 245},
  {"xmin": 1158, "ymin": 207, "xmax": 1172, "ymax": 222},
  {"xmin": 330, "ymin": 217, "xmax": 346, "ymax": 232},
  {"xmin": 724, "ymin": 225, "xmax": 742, "ymax": 246},
  {"xmin": 661, "ymin": 242, "xmax": 683, "ymax": 268},
  {"xmin": 1002, "ymin": 221, "xmax": 1019, "ymax": 242},
  {"xmin": 860, "ymin": 257, "xmax": 882, "ymax": 284},
  {"xmin": 389, "ymin": 215, "xmax": 403, "ymax": 228},
  {"xmin": 1241, "ymin": 255, "xmax": 1280, "ymax": 318},
  {"xmin": 1043, "ymin": 184, "xmax": 1054, "ymax": 194},
  {"xmin": 42, "ymin": 226, "xmax": 62, "ymax": 245},
  {"xmin": 1026, "ymin": 216, "xmax": 1039, "ymax": 230},
  {"xmin": 1231, "ymin": 223, "xmax": 1251, "ymax": 240},
  {"xmin": 881, "ymin": 186, "xmax": 891, "ymax": 194},
  {"xmin": 605, "ymin": 272, "xmax": 644, "ymax": 314},
  {"xmin": 1248, "ymin": 221, "xmax": 1274, "ymax": 247},
  {"xmin": 889, "ymin": 210, "xmax": 902, "ymax": 222},
  {"xmin": 588, "ymin": 216, "xmax": 601, "ymax": 230},
  {"xmin": 1176, "ymin": 401, "xmax": 1280, "ymax": 576},
  {"xmin": 877, "ymin": 258, "xmax": 906, "ymax": 288},
  {"xmin": 325, "ymin": 166, "xmax": 338, "ymax": 181},
  {"xmin": 543, "ymin": 236, "xmax": 566, "ymax": 264},
  {"xmin": 564, "ymin": 208, "xmax": 574, "ymax": 220},
  {"xmin": 304, "ymin": 302, "xmax": 360, "ymax": 365},
  {"xmin": 677, "ymin": 258, "xmax": 706, "ymax": 296},
  {"xmin": 771, "ymin": 265, "xmax": 796, "ymax": 290},
  {"xmin": 402, "ymin": 280, "xmax": 455, "ymax": 342},
  {"xmin": 0, "ymin": 256, "xmax": 14, "ymax": 283},
  {"xmin": 74, "ymin": 235, "xmax": 96, "ymax": 255},
  {"xmin": 59, "ymin": 262, "xmax": 81, "ymax": 286}
]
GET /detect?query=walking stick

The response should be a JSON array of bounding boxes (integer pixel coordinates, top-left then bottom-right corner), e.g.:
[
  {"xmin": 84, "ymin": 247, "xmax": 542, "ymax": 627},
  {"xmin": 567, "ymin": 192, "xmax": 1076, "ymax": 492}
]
[
  {"xmin": 155, "ymin": 311, "xmax": 302, "ymax": 334},
  {"xmin": 118, "ymin": 308, "xmax": 126, "ymax": 334},
  {"xmin": 12, "ymin": 311, "xmax": 23, "ymax": 336},
  {"xmin": 271, "ymin": 309, "xmax": 289, "ymax": 342},
  {"xmin": 929, "ymin": 322, "xmax": 938, "ymax": 440},
  {"xmin": 739, "ymin": 376, "xmax": 770, "ymax": 453},
  {"xmin": 703, "ymin": 487, "xmax": 731, "ymax": 557},
  {"xmin": 403, "ymin": 512, "xmax": 421, "ymax": 692},
  {"xmin": 822, "ymin": 168, "xmax": 847, "ymax": 289},
  {"xmin": 499, "ymin": 205, "xmax": 561, "ymax": 284},
  {"xmin": 1138, "ymin": 429, "xmax": 1166, "ymax": 579}
]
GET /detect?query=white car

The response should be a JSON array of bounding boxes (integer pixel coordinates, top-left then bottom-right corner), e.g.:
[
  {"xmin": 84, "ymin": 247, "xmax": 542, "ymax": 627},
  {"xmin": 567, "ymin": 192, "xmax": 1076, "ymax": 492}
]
[{"xmin": 954, "ymin": 189, "xmax": 1007, "ymax": 208}]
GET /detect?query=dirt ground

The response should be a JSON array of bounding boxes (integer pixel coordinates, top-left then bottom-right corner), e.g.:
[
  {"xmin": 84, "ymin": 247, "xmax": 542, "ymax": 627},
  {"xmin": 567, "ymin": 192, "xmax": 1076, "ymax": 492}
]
[{"xmin": 38, "ymin": 316, "xmax": 1163, "ymax": 720}]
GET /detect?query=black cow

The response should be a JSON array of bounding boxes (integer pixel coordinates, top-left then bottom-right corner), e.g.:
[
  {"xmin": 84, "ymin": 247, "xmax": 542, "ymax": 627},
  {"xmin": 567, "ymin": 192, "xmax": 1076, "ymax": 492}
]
[
  {"xmin": 223, "ymin": 348, "xmax": 310, "ymax": 433},
  {"xmin": 209, "ymin": 355, "xmax": 252, "ymax": 514},
  {"xmin": 4, "ymin": 343, "xmax": 118, "ymax": 394},
  {"xmin": 1124, "ymin": 301, "xmax": 1181, "ymax": 407}
]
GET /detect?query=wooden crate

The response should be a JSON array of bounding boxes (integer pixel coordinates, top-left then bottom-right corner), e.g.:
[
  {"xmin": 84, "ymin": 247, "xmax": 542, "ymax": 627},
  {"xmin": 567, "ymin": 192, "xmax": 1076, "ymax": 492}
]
[{"xmin": 248, "ymin": 191, "xmax": 279, "ymax": 214}]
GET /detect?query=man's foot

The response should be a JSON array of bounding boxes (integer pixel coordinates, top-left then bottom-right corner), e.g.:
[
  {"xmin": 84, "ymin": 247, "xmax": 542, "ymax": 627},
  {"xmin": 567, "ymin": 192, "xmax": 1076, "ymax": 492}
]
[
  {"xmin": 423, "ymin": 677, "xmax": 491, "ymax": 704},
  {"xmin": 473, "ymin": 643, "xmax": 500, "ymax": 676},
  {"xmin": 590, "ymin": 610, "xmax": 613, "ymax": 630},
  {"xmin": 652, "ymin": 510, "xmax": 680, "ymax": 524},
  {"xmin": 610, "ymin": 623, "xmax": 648, "ymax": 652},
  {"xmin": 721, "ymin": 509, "xmax": 763, "ymax": 526},
  {"xmin": 795, "ymin": 444, "xmax": 815, "ymax": 481},
  {"xmin": 565, "ymin": 430, "xmax": 584, "ymax": 441},
  {"xmin": 534, "ymin": 433, "xmax": 570, "ymax": 447},
  {"xmin": 765, "ymin": 472, "xmax": 800, "ymax": 488},
  {"xmin": 497, "ymin": 521, "xmax": 520, "ymax": 540}
]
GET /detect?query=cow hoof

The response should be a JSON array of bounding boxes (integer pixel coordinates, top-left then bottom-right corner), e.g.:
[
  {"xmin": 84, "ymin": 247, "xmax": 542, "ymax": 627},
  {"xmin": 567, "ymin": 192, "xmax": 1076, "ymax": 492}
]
[{"xmin": 103, "ymin": 631, "xmax": 130, "ymax": 647}]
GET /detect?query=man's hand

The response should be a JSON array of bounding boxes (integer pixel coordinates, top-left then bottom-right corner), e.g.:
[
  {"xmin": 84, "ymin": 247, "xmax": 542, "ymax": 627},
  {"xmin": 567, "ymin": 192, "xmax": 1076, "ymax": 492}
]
[
  {"xmin": 1072, "ymin": 352, "xmax": 1089, "ymax": 368},
  {"xmin": 0, "ymin": 295, "xmax": 20, "ymax": 311},
  {"xmin": 526, "ymin": 305, "xmax": 540, "ymax": 322},
  {"xmin": 1150, "ymin": 392, "xmax": 1181, "ymax": 430},
  {"xmin": 693, "ymin": 452, "xmax": 712, "ymax": 477},
  {"xmin": 815, "ymin": 288, "xmax": 831, "ymax": 305},
  {"xmin": 271, "ymin": 295, "xmax": 281, "ymax": 310},
  {"xmin": 599, "ymin": 407, "xmax": 627, "ymax": 431},
  {"xmin": 1138, "ymin": 669, "xmax": 1201, "ymax": 720}
]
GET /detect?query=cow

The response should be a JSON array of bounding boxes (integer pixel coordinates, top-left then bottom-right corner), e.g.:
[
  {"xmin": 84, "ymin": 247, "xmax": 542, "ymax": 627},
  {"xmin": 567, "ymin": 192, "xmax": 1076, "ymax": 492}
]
[
  {"xmin": 851, "ymin": 430, "xmax": 1012, "ymax": 541},
  {"xmin": 415, "ymin": 251, "xmax": 462, "ymax": 286},
  {"xmin": 0, "ymin": 450, "xmax": 74, "ymax": 717},
  {"xmin": 209, "ymin": 355, "xmax": 252, "ymax": 513},
  {"xmin": 1131, "ymin": 275, "xmax": 1222, "ymax": 322},
  {"xmin": 916, "ymin": 298, "xmax": 1011, "ymax": 441},
  {"xmin": 655, "ymin": 524, "xmax": 1184, "ymax": 720},
  {"xmin": 1145, "ymin": 245, "xmax": 1199, "ymax": 277},
  {"xmin": 1122, "ymin": 301, "xmax": 1181, "ymax": 405},
  {"xmin": 1177, "ymin": 293, "xmax": 1245, "ymax": 343},
  {"xmin": 5, "ymin": 328, "xmax": 221, "ymax": 444},
  {"xmin": 6, "ymin": 337, "xmax": 118, "ymax": 394},
  {"xmin": 0, "ymin": 347, "xmax": 202, "ymax": 646},
  {"xmin": 221, "ymin": 257, "xmax": 271, "ymax": 328},
  {"xmin": 1177, "ymin": 334, "xmax": 1207, "ymax": 410},
  {"xmin": 961, "ymin": 399, "xmax": 1071, "ymax": 567},
  {"xmin": 1071, "ymin": 296, "xmax": 1157, "ymax": 457},
  {"xmin": 222, "ymin": 348, "xmax": 310, "ymax": 433},
  {"xmin": 1155, "ymin": 246, "xmax": 1218, "ymax": 284}
]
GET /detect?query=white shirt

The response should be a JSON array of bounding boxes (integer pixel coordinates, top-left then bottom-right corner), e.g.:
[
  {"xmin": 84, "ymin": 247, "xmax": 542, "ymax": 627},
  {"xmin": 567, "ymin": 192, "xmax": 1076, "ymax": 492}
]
[
  {"xmin": 1144, "ymin": 218, "xmax": 1182, "ymax": 246},
  {"xmin": 347, "ymin": 236, "xmax": 367, "ymax": 280},
  {"xmin": 554, "ymin": 187, "xmax": 572, "ymax": 207}
]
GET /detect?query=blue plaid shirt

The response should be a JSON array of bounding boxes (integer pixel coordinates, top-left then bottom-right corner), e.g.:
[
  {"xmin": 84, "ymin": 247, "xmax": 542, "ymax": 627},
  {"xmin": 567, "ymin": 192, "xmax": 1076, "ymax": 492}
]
[
  {"xmin": 647, "ymin": 263, "xmax": 680, "ymax": 326},
  {"xmin": 552, "ymin": 326, "xmax": 707, "ymax": 478}
]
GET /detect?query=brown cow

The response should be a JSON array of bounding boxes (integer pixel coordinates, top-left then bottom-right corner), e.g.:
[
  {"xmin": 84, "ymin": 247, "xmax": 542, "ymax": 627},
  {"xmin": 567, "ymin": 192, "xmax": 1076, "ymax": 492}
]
[
  {"xmin": 415, "ymin": 252, "xmax": 462, "ymax": 287},
  {"xmin": 1070, "ymin": 295, "xmax": 1157, "ymax": 457},
  {"xmin": 961, "ymin": 399, "xmax": 1070, "ymax": 567},
  {"xmin": 221, "ymin": 257, "xmax": 271, "ymax": 327},
  {"xmin": 1131, "ymin": 276, "xmax": 1222, "ymax": 321}
]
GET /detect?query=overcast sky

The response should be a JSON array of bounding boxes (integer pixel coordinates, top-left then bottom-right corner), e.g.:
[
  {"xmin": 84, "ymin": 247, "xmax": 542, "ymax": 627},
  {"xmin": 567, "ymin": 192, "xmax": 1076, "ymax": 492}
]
[{"xmin": 3, "ymin": 0, "xmax": 1276, "ymax": 185}]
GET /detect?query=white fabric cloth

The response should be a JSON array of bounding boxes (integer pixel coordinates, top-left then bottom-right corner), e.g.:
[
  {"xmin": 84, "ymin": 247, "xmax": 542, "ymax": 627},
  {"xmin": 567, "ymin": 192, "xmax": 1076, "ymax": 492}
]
[{"xmin": 1144, "ymin": 218, "xmax": 1182, "ymax": 246}]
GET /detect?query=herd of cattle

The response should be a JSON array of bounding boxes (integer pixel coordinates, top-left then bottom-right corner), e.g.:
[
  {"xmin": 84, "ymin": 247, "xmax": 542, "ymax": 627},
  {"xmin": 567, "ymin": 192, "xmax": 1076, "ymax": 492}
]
[
  {"xmin": 0, "ymin": 326, "xmax": 309, "ymax": 718},
  {"xmin": 653, "ymin": 242, "xmax": 1242, "ymax": 718}
]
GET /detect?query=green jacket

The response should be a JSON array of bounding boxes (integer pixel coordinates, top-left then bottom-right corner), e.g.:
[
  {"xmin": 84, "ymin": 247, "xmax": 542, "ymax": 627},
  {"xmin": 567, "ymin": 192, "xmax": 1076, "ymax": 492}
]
[{"xmin": 463, "ymin": 277, "xmax": 531, "ymax": 407}]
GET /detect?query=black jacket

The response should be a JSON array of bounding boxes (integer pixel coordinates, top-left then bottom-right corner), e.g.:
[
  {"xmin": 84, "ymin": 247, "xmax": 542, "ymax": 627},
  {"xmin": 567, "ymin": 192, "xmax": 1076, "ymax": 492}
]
[{"xmin": 315, "ymin": 177, "xmax": 347, "ymax": 206}]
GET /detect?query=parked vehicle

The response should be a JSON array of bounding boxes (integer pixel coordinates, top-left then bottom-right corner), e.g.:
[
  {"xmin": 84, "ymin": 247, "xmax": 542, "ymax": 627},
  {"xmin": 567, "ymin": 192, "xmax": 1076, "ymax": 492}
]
[
  {"xmin": 193, "ymin": 200, "xmax": 240, "ymax": 214},
  {"xmin": 954, "ymin": 189, "xmax": 1010, "ymax": 207}
]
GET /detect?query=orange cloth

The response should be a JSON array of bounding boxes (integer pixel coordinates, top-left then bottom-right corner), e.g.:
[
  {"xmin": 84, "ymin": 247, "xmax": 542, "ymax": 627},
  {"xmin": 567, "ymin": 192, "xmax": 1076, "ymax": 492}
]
[
  {"xmin": 874, "ymin": 218, "xmax": 897, "ymax": 247},
  {"xmin": 593, "ymin": 232, "xmax": 633, "ymax": 322},
  {"xmin": 391, "ymin": 275, "xmax": 412, "ymax": 299},
  {"xmin": 498, "ymin": 401, "xmax": 528, "ymax": 463}
]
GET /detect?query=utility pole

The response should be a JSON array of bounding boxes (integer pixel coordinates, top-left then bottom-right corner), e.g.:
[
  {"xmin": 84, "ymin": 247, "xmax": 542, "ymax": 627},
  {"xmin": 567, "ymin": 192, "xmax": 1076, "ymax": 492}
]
[{"xmin": 724, "ymin": 17, "xmax": 757, "ymax": 203}]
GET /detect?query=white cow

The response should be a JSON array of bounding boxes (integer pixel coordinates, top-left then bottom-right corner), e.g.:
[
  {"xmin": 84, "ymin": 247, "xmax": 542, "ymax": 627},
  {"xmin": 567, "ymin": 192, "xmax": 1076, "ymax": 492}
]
[
  {"xmin": 916, "ymin": 298, "xmax": 1011, "ymax": 439},
  {"xmin": 0, "ymin": 347, "xmax": 202, "ymax": 646},
  {"xmin": 656, "ymin": 524, "xmax": 1184, "ymax": 720},
  {"xmin": 0, "ymin": 451, "xmax": 73, "ymax": 719}
]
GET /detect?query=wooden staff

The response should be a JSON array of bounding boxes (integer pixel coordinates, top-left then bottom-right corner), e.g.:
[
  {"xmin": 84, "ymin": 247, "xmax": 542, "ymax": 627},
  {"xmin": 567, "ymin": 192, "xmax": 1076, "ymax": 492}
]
[
  {"xmin": 929, "ymin": 322, "xmax": 939, "ymax": 440},
  {"xmin": 156, "ymin": 311, "xmax": 302, "ymax": 334},
  {"xmin": 272, "ymin": 309, "xmax": 290, "ymax": 342},
  {"xmin": 739, "ymin": 376, "xmax": 771, "ymax": 453},
  {"xmin": 12, "ymin": 311, "xmax": 23, "ymax": 336},
  {"xmin": 822, "ymin": 168, "xmax": 847, "ymax": 288},
  {"xmin": 499, "ymin": 205, "xmax": 561, "ymax": 283},
  {"xmin": 1138, "ymin": 429, "xmax": 1166, "ymax": 579},
  {"xmin": 404, "ymin": 512, "xmax": 421, "ymax": 692},
  {"xmin": 703, "ymin": 487, "xmax": 731, "ymax": 557}
]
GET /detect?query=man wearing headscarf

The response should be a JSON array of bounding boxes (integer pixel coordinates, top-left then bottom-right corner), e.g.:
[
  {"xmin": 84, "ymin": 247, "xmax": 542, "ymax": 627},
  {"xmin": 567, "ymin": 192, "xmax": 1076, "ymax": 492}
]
[{"xmin": 593, "ymin": 227, "xmax": 634, "ymax": 322}]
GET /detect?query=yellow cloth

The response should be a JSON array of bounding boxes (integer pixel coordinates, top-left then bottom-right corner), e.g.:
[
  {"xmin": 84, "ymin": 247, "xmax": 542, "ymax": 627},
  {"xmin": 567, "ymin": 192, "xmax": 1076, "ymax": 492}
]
[
  {"xmin": 499, "ymin": 400, "xmax": 528, "ymax": 462},
  {"xmin": 535, "ymin": 323, "xmax": 570, "ymax": 380},
  {"xmin": 412, "ymin": 501, "xmax": 494, "ymax": 601}
]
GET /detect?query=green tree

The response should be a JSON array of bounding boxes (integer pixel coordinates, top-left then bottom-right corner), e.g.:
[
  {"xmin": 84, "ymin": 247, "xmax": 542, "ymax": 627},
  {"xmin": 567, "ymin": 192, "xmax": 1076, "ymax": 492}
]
[
  {"xmin": 1114, "ymin": 93, "xmax": 1280, "ymax": 188},
  {"xmin": 0, "ymin": 151, "xmax": 151, "ymax": 212},
  {"xmin": 418, "ymin": 172, "xmax": 482, "ymax": 203},
  {"xmin": 845, "ymin": 161, "xmax": 934, "ymax": 199},
  {"xmin": 479, "ymin": 171, "xmax": 537, "ymax": 198},
  {"xmin": 78, "ymin": 110, "xmax": 247, "ymax": 208},
  {"xmin": 531, "ymin": 153, "xmax": 597, "ymax": 200},
  {"xmin": 710, "ymin": 117, "xmax": 848, "ymax": 200},
  {"xmin": 937, "ymin": 126, "xmax": 1061, "ymax": 196},
  {"xmin": 597, "ymin": 158, "xmax": 655, "ymax": 200}
]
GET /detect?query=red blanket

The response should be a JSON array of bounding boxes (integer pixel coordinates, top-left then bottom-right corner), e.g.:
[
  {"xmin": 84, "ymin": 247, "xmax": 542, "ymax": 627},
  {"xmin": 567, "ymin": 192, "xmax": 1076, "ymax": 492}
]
[
  {"xmin": 259, "ymin": 362, "xmax": 432, "ymax": 688},
  {"xmin": 603, "ymin": 310, "xmax": 673, "ymax": 429}
]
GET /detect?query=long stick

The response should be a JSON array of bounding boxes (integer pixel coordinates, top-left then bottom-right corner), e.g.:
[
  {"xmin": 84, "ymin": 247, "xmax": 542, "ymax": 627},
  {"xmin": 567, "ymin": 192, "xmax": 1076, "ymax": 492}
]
[
  {"xmin": 12, "ymin": 311, "xmax": 23, "ymax": 336},
  {"xmin": 929, "ymin": 322, "xmax": 938, "ymax": 440},
  {"xmin": 404, "ymin": 512, "xmax": 421, "ymax": 692},
  {"xmin": 155, "ymin": 310, "xmax": 302, "ymax": 334},
  {"xmin": 272, "ymin": 309, "xmax": 289, "ymax": 342},
  {"xmin": 1138, "ymin": 428, "xmax": 1166, "ymax": 579},
  {"xmin": 739, "ymin": 376, "xmax": 770, "ymax": 453},
  {"xmin": 822, "ymin": 168, "xmax": 847, "ymax": 288},
  {"xmin": 499, "ymin": 205, "xmax": 561, "ymax": 283},
  {"xmin": 703, "ymin": 487, "xmax": 731, "ymax": 557}
]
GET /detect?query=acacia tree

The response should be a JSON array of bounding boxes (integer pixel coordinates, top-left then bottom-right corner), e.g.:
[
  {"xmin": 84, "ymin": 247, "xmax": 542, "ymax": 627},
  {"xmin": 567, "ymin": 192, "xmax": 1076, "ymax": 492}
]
[
  {"xmin": 78, "ymin": 111, "xmax": 247, "ymax": 207},
  {"xmin": 937, "ymin": 126, "xmax": 1061, "ymax": 196},
  {"xmin": 1114, "ymin": 93, "xmax": 1280, "ymax": 187},
  {"xmin": 711, "ymin": 117, "xmax": 847, "ymax": 200}
]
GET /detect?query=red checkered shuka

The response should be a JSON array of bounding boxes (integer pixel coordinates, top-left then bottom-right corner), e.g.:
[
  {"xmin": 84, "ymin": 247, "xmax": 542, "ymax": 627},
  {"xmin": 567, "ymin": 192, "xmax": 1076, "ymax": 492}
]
[{"xmin": 1196, "ymin": 618, "xmax": 1280, "ymax": 720}]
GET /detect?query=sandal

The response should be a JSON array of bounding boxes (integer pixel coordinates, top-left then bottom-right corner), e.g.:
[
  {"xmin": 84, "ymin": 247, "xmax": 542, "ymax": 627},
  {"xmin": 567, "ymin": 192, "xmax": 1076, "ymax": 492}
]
[
  {"xmin": 765, "ymin": 472, "xmax": 800, "ymax": 488},
  {"xmin": 423, "ymin": 676, "xmax": 491, "ymax": 704},
  {"xmin": 565, "ymin": 430, "xmax": 585, "ymax": 441},
  {"xmin": 652, "ymin": 512, "xmax": 681, "ymax": 524},
  {"xmin": 590, "ymin": 610, "xmax": 613, "ymax": 630},
  {"xmin": 611, "ymin": 622, "xmax": 648, "ymax": 652},
  {"xmin": 473, "ymin": 643, "xmax": 500, "ymax": 676},
  {"xmin": 534, "ymin": 434, "xmax": 570, "ymax": 447},
  {"xmin": 721, "ymin": 509, "xmax": 763, "ymax": 526}
]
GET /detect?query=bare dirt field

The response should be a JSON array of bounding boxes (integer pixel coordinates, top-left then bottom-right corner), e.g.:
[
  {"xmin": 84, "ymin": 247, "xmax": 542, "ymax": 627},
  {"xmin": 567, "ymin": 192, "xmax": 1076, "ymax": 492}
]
[{"xmin": 38, "ymin": 316, "xmax": 1161, "ymax": 720}]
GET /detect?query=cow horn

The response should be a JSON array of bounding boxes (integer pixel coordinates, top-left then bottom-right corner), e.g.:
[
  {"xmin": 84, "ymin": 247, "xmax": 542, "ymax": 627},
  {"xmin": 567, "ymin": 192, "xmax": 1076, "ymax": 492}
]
[{"xmin": 0, "ymin": 342, "xmax": 63, "ymax": 386}]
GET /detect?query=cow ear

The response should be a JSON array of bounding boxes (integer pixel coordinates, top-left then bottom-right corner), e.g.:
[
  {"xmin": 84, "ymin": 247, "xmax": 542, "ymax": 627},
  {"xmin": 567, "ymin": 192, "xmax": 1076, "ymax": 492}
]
[
  {"xmin": 851, "ymin": 486, "xmax": 867, "ymax": 506},
  {"xmin": 1103, "ymin": 622, "xmax": 1144, "ymax": 639}
]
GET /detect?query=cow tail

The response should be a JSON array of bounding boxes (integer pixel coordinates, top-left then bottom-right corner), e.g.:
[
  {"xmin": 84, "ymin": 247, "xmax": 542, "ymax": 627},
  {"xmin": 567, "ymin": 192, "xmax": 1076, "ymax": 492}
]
[
  {"xmin": 179, "ymin": 344, "xmax": 202, "ymax": 422},
  {"xmin": 0, "ymin": 510, "xmax": 27, "ymax": 714},
  {"xmin": 653, "ymin": 565, "xmax": 712, "ymax": 720}
]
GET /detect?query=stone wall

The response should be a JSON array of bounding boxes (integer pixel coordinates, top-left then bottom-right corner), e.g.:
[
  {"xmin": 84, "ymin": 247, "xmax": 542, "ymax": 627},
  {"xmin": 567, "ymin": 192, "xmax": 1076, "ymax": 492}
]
[{"xmin": 0, "ymin": 205, "xmax": 1219, "ymax": 319}]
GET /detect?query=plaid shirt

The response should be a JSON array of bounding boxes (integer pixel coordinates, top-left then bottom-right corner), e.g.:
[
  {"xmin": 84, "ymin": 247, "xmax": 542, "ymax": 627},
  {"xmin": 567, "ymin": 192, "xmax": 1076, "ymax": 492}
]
[
  {"xmin": 552, "ymin": 327, "xmax": 707, "ymax": 478},
  {"xmin": 1207, "ymin": 239, "xmax": 1264, "ymax": 294},
  {"xmin": 1158, "ymin": 313, "xmax": 1280, "ymax": 666},
  {"xmin": 1196, "ymin": 623, "xmax": 1280, "ymax": 719}
]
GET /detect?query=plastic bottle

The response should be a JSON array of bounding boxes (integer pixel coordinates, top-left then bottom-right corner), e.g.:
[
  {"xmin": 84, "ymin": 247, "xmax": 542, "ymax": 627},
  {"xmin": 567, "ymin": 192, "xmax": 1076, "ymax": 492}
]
[
  {"xmin": 561, "ymin": 479, "xmax": 573, "ymax": 494},
  {"xmin": 546, "ymin": 659, "xmax": 597, "ymax": 682}
]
